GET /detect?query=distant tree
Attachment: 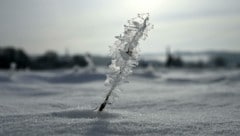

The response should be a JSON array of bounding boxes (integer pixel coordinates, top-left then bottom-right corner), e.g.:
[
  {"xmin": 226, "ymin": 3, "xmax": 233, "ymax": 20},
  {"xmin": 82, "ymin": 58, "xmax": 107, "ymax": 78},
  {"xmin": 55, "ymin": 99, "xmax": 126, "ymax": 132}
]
[
  {"xmin": 139, "ymin": 60, "xmax": 148, "ymax": 68},
  {"xmin": 165, "ymin": 54, "xmax": 173, "ymax": 67},
  {"xmin": 186, "ymin": 60, "xmax": 205, "ymax": 68},
  {"xmin": 196, "ymin": 60, "xmax": 204, "ymax": 68},
  {"xmin": 165, "ymin": 46, "xmax": 184, "ymax": 67},
  {"xmin": 15, "ymin": 49, "xmax": 30, "ymax": 68},
  {"xmin": 0, "ymin": 47, "xmax": 30, "ymax": 69},
  {"xmin": 165, "ymin": 46, "xmax": 173, "ymax": 67},
  {"xmin": 34, "ymin": 51, "xmax": 59, "ymax": 69},
  {"xmin": 211, "ymin": 56, "xmax": 227, "ymax": 67},
  {"xmin": 174, "ymin": 56, "xmax": 183, "ymax": 67},
  {"xmin": 0, "ymin": 47, "xmax": 16, "ymax": 68},
  {"xmin": 165, "ymin": 54, "xmax": 183, "ymax": 67},
  {"xmin": 237, "ymin": 63, "xmax": 240, "ymax": 68},
  {"xmin": 42, "ymin": 51, "xmax": 58, "ymax": 61},
  {"xmin": 72, "ymin": 55, "xmax": 87, "ymax": 67}
]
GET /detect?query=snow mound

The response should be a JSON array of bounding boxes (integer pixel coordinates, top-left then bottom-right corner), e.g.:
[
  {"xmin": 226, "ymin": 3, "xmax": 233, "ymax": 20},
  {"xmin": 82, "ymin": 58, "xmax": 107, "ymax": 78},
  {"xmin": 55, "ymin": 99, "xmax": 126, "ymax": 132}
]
[
  {"xmin": 133, "ymin": 71, "xmax": 158, "ymax": 79},
  {"xmin": 160, "ymin": 69, "xmax": 240, "ymax": 84},
  {"xmin": 165, "ymin": 76, "xmax": 226, "ymax": 84},
  {"xmin": 0, "ymin": 75, "xmax": 11, "ymax": 82},
  {"xmin": 50, "ymin": 73, "xmax": 105, "ymax": 84},
  {"xmin": 17, "ymin": 72, "xmax": 105, "ymax": 84},
  {"xmin": 226, "ymin": 72, "xmax": 240, "ymax": 83},
  {"xmin": 51, "ymin": 109, "xmax": 119, "ymax": 119},
  {"xmin": 0, "ymin": 76, "xmax": 11, "ymax": 82}
]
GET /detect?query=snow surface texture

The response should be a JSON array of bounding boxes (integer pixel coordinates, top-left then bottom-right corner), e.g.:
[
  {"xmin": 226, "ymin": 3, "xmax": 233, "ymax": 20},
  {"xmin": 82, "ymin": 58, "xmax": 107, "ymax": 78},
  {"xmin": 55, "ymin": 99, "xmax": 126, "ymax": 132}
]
[{"xmin": 0, "ymin": 68, "xmax": 240, "ymax": 135}]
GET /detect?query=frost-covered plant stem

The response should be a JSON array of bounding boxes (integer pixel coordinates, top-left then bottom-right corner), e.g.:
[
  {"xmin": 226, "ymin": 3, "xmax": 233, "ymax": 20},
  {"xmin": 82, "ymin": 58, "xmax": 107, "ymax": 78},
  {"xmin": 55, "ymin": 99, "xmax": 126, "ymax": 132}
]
[
  {"xmin": 98, "ymin": 13, "xmax": 152, "ymax": 112},
  {"xmin": 98, "ymin": 64, "xmax": 126, "ymax": 111},
  {"xmin": 98, "ymin": 82, "xmax": 117, "ymax": 111}
]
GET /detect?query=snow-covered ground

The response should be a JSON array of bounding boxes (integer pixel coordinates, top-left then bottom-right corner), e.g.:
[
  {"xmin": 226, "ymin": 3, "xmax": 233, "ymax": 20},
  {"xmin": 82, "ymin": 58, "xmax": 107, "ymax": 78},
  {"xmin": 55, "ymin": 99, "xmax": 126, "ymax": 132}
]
[{"xmin": 0, "ymin": 68, "xmax": 240, "ymax": 136}]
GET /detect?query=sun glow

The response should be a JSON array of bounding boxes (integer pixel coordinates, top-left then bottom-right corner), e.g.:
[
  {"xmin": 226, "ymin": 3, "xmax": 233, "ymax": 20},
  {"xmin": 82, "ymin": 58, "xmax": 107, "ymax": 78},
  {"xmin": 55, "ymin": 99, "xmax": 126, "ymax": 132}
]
[{"xmin": 124, "ymin": 0, "xmax": 163, "ymax": 13}]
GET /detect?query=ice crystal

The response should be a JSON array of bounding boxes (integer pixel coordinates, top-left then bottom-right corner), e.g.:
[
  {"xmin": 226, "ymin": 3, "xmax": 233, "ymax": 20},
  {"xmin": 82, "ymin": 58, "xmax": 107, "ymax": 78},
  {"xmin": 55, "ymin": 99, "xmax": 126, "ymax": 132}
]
[{"xmin": 98, "ymin": 13, "xmax": 153, "ymax": 112}]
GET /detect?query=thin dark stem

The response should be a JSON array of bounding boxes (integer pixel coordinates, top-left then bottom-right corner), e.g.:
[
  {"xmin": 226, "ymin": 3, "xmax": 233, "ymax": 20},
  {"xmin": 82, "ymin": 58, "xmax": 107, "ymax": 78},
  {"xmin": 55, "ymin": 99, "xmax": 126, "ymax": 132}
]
[
  {"xmin": 98, "ymin": 70, "xmax": 122, "ymax": 112},
  {"xmin": 98, "ymin": 91, "xmax": 111, "ymax": 112}
]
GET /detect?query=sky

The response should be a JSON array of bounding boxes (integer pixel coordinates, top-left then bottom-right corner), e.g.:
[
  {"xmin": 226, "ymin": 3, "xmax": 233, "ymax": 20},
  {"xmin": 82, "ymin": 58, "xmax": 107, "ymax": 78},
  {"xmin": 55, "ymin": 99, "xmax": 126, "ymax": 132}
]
[{"xmin": 0, "ymin": 0, "xmax": 240, "ymax": 55}]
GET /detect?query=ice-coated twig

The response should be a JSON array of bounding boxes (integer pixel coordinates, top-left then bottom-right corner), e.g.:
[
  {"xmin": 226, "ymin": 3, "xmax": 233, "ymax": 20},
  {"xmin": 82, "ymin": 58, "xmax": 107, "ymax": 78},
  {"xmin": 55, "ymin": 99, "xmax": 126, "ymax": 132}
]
[{"xmin": 98, "ymin": 13, "xmax": 153, "ymax": 112}]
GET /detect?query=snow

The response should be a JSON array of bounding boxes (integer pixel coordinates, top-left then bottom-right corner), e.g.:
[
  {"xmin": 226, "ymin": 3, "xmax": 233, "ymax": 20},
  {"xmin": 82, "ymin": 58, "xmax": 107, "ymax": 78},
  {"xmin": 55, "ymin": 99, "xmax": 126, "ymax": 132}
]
[{"xmin": 0, "ymin": 68, "xmax": 240, "ymax": 135}]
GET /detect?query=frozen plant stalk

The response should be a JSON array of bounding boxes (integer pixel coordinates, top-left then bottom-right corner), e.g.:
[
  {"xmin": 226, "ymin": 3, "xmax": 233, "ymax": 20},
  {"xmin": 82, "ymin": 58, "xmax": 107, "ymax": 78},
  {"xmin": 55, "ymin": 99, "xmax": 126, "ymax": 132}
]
[{"xmin": 98, "ymin": 13, "xmax": 153, "ymax": 112}]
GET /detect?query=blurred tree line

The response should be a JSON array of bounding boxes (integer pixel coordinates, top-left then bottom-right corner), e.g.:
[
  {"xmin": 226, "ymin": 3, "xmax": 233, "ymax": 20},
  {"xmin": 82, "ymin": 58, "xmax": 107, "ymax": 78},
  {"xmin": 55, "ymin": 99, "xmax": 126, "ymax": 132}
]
[
  {"xmin": 163, "ymin": 47, "xmax": 240, "ymax": 68},
  {"xmin": 1, "ymin": 46, "xmax": 240, "ymax": 70},
  {"xmin": 0, "ymin": 47, "xmax": 88, "ymax": 70}
]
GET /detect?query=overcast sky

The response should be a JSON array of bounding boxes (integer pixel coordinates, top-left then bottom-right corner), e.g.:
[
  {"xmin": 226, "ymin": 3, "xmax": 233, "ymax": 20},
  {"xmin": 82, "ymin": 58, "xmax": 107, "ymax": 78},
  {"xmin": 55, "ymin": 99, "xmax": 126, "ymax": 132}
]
[{"xmin": 0, "ymin": 0, "xmax": 240, "ymax": 55}]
